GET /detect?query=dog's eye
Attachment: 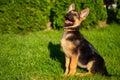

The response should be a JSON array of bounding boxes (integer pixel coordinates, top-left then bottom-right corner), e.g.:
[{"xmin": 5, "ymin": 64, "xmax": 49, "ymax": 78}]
[
  {"xmin": 73, "ymin": 13, "xmax": 78, "ymax": 17},
  {"xmin": 74, "ymin": 13, "xmax": 77, "ymax": 16}
]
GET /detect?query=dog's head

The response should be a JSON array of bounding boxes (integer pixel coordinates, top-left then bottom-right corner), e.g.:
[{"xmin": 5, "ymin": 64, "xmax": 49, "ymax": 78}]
[{"xmin": 64, "ymin": 3, "xmax": 89, "ymax": 28}]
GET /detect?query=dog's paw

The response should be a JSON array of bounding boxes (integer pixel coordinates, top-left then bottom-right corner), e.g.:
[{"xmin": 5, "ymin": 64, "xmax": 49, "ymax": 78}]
[
  {"xmin": 75, "ymin": 72, "xmax": 92, "ymax": 77},
  {"xmin": 62, "ymin": 73, "xmax": 68, "ymax": 77},
  {"xmin": 75, "ymin": 73, "xmax": 83, "ymax": 76},
  {"xmin": 68, "ymin": 72, "xmax": 75, "ymax": 76}
]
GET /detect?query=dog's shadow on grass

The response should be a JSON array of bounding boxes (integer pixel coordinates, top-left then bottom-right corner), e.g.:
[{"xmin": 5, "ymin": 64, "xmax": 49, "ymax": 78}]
[{"xmin": 48, "ymin": 42, "xmax": 65, "ymax": 69}]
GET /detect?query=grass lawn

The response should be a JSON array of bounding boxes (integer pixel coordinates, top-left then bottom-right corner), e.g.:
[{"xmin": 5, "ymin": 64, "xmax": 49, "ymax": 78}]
[{"xmin": 0, "ymin": 24, "xmax": 120, "ymax": 80}]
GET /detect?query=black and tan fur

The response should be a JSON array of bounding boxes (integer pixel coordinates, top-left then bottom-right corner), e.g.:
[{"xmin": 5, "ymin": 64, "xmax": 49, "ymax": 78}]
[{"xmin": 61, "ymin": 3, "xmax": 109, "ymax": 77}]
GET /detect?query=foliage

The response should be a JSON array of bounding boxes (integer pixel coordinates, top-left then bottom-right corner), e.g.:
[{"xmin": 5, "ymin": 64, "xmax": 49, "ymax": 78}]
[
  {"xmin": 116, "ymin": 0, "xmax": 120, "ymax": 23},
  {"xmin": 0, "ymin": 0, "xmax": 52, "ymax": 33},
  {"xmin": 0, "ymin": 0, "xmax": 107, "ymax": 33},
  {"xmin": 52, "ymin": 0, "xmax": 107, "ymax": 29},
  {"xmin": 107, "ymin": 0, "xmax": 120, "ymax": 23}
]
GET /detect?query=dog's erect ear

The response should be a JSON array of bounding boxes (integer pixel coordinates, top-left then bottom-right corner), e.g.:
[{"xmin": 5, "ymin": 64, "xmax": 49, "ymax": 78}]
[
  {"xmin": 80, "ymin": 8, "xmax": 90, "ymax": 20},
  {"xmin": 67, "ymin": 3, "xmax": 75, "ymax": 12}
]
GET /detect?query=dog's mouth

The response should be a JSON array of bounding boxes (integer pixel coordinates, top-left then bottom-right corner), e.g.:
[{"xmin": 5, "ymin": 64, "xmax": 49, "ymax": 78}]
[
  {"xmin": 65, "ymin": 20, "xmax": 73, "ymax": 24},
  {"xmin": 64, "ymin": 13, "xmax": 75, "ymax": 26},
  {"xmin": 65, "ymin": 19, "xmax": 74, "ymax": 26}
]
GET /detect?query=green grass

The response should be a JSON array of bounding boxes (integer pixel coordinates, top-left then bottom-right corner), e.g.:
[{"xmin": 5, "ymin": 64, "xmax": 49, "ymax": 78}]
[{"xmin": 0, "ymin": 24, "xmax": 120, "ymax": 80}]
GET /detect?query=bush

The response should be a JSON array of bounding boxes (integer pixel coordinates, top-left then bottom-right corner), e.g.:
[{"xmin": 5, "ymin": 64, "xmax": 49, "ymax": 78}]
[
  {"xmin": 116, "ymin": 0, "xmax": 120, "ymax": 23},
  {"xmin": 0, "ymin": 0, "xmax": 52, "ymax": 33},
  {"xmin": 51, "ymin": 0, "xmax": 107, "ymax": 29},
  {"xmin": 106, "ymin": 0, "xmax": 120, "ymax": 24},
  {"xmin": 0, "ymin": 0, "xmax": 107, "ymax": 33}
]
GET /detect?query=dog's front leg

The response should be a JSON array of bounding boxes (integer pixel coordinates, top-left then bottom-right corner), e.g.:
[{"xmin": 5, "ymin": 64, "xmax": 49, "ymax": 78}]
[
  {"xmin": 64, "ymin": 56, "xmax": 70, "ymax": 76},
  {"xmin": 68, "ymin": 54, "xmax": 78, "ymax": 76}
]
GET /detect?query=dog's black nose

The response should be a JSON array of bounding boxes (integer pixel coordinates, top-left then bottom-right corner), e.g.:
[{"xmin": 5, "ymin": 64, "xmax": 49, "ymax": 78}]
[{"xmin": 65, "ymin": 13, "xmax": 74, "ymax": 21}]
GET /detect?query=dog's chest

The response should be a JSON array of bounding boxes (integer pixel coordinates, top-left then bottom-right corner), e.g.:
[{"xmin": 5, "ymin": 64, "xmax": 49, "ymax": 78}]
[
  {"xmin": 61, "ymin": 33, "xmax": 77, "ymax": 57},
  {"xmin": 61, "ymin": 39, "xmax": 73, "ymax": 57}
]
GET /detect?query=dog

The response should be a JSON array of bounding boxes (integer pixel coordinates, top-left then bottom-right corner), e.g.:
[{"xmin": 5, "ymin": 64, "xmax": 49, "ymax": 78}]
[{"xmin": 61, "ymin": 3, "xmax": 110, "ymax": 77}]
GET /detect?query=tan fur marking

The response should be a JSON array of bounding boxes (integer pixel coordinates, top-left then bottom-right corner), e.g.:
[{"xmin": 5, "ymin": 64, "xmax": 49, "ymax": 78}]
[
  {"xmin": 87, "ymin": 61, "xmax": 94, "ymax": 71},
  {"xmin": 79, "ymin": 17, "xmax": 85, "ymax": 22},
  {"xmin": 73, "ymin": 16, "xmax": 81, "ymax": 26},
  {"xmin": 69, "ymin": 54, "xmax": 78, "ymax": 76},
  {"xmin": 61, "ymin": 41, "xmax": 75, "ymax": 57},
  {"xmin": 61, "ymin": 33, "xmax": 76, "ymax": 57},
  {"xmin": 77, "ymin": 62, "xmax": 87, "ymax": 69},
  {"xmin": 75, "ymin": 71, "xmax": 92, "ymax": 77},
  {"xmin": 76, "ymin": 61, "xmax": 94, "ymax": 77},
  {"xmin": 64, "ymin": 56, "xmax": 70, "ymax": 76}
]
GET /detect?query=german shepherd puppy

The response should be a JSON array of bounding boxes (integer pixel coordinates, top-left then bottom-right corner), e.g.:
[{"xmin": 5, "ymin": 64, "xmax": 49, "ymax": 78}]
[{"xmin": 61, "ymin": 3, "xmax": 109, "ymax": 77}]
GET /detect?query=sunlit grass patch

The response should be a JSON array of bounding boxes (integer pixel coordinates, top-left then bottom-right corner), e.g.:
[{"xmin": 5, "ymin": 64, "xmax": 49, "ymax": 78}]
[{"xmin": 0, "ymin": 24, "xmax": 120, "ymax": 80}]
